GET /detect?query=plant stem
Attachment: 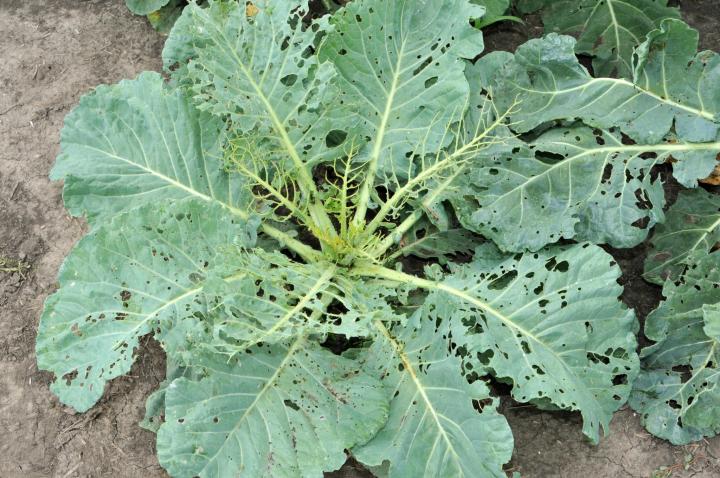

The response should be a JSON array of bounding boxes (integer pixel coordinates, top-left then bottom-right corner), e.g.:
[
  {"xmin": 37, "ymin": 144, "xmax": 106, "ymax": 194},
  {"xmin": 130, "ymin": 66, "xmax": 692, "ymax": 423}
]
[
  {"xmin": 261, "ymin": 224, "xmax": 321, "ymax": 262},
  {"xmin": 370, "ymin": 168, "xmax": 465, "ymax": 259}
]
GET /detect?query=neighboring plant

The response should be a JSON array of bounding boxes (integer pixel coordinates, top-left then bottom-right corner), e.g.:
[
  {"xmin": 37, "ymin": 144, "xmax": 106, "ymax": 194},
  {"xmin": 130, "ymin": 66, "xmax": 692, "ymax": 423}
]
[
  {"xmin": 125, "ymin": 0, "xmax": 189, "ymax": 32},
  {"xmin": 516, "ymin": 0, "xmax": 681, "ymax": 77},
  {"xmin": 631, "ymin": 249, "xmax": 720, "ymax": 444},
  {"xmin": 37, "ymin": 0, "xmax": 720, "ymax": 476}
]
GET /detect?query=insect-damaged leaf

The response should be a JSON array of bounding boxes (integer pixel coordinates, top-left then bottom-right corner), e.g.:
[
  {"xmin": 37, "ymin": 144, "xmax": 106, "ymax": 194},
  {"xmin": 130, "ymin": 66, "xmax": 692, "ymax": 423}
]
[
  {"xmin": 631, "ymin": 251, "xmax": 720, "ymax": 444},
  {"xmin": 36, "ymin": 199, "xmax": 258, "ymax": 412},
  {"xmin": 416, "ymin": 243, "xmax": 638, "ymax": 443},
  {"xmin": 460, "ymin": 20, "xmax": 720, "ymax": 250},
  {"xmin": 164, "ymin": 0, "xmax": 351, "ymax": 170},
  {"xmin": 451, "ymin": 123, "xmax": 667, "ymax": 251},
  {"xmin": 644, "ymin": 188, "xmax": 720, "ymax": 285},
  {"xmin": 353, "ymin": 316, "xmax": 513, "ymax": 478},
  {"xmin": 493, "ymin": 20, "xmax": 720, "ymax": 177},
  {"xmin": 518, "ymin": 0, "xmax": 680, "ymax": 78},
  {"xmin": 318, "ymin": 0, "xmax": 485, "ymax": 179},
  {"xmin": 156, "ymin": 339, "xmax": 389, "ymax": 478},
  {"xmin": 205, "ymin": 251, "xmax": 376, "ymax": 351},
  {"xmin": 52, "ymin": 72, "xmax": 249, "ymax": 226}
]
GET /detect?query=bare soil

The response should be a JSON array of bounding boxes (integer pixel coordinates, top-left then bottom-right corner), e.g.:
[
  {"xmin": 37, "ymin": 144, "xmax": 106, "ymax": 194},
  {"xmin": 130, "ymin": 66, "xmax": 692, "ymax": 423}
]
[{"xmin": 0, "ymin": 1, "xmax": 719, "ymax": 477}]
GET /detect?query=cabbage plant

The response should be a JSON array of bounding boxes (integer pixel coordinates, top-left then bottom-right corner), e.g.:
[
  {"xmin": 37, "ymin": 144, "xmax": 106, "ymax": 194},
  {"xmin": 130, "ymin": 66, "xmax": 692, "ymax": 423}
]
[{"xmin": 37, "ymin": 0, "xmax": 720, "ymax": 476}]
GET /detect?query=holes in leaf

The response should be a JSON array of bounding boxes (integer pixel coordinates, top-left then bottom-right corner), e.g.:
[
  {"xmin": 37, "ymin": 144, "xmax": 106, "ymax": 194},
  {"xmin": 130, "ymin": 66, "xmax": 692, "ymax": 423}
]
[
  {"xmin": 325, "ymin": 129, "xmax": 348, "ymax": 148},
  {"xmin": 424, "ymin": 76, "xmax": 438, "ymax": 88},
  {"xmin": 488, "ymin": 270, "xmax": 518, "ymax": 290},
  {"xmin": 62, "ymin": 370, "xmax": 78, "ymax": 386}
]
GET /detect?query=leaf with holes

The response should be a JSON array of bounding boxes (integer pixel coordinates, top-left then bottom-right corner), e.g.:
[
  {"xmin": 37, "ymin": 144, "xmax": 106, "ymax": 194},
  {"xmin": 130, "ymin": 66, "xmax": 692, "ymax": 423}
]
[
  {"xmin": 630, "ymin": 250, "xmax": 720, "ymax": 444},
  {"xmin": 352, "ymin": 314, "xmax": 514, "ymax": 477},
  {"xmin": 373, "ymin": 243, "xmax": 639, "ymax": 443},
  {"xmin": 518, "ymin": 0, "xmax": 680, "ymax": 78},
  {"xmin": 450, "ymin": 124, "xmax": 668, "ymax": 251},
  {"xmin": 644, "ymin": 186, "xmax": 720, "ymax": 285},
  {"xmin": 41, "ymin": 1, "xmax": 689, "ymax": 475},
  {"xmin": 163, "ymin": 0, "xmax": 353, "ymax": 177},
  {"xmin": 318, "ymin": 0, "xmax": 485, "ymax": 181},
  {"xmin": 156, "ymin": 339, "xmax": 389, "ymax": 478},
  {"xmin": 36, "ymin": 199, "xmax": 258, "ymax": 412},
  {"xmin": 492, "ymin": 20, "xmax": 720, "ymax": 186}
]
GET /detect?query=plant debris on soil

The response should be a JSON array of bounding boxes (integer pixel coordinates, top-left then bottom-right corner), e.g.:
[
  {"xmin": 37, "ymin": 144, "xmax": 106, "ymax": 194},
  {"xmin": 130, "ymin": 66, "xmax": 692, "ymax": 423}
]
[{"xmin": 1, "ymin": 1, "xmax": 720, "ymax": 477}]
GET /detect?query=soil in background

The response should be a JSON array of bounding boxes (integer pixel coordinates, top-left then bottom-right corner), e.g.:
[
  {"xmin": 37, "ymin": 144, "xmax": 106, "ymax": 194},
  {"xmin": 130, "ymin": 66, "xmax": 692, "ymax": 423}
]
[{"xmin": 0, "ymin": 1, "xmax": 719, "ymax": 477}]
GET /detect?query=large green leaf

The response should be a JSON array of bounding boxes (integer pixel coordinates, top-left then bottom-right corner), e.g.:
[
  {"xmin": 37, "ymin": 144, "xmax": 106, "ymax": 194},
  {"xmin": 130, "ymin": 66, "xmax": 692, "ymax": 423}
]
[
  {"xmin": 126, "ymin": 0, "xmax": 170, "ymax": 16},
  {"xmin": 644, "ymin": 188, "xmax": 720, "ymax": 285},
  {"xmin": 163, "ymin": 0, "xmax": 349, "ymax": 174},
  {"xmin": 353, "ymin": 316, "xmax": 513, "ymax": 477},
  {"xmin": 451, "ymin": 124, "xmax": 668, "ymax": 251},
  {"xmin": 52, "ymin": 72, "xmax": 248, "ymax": 226},
  {"xmin": 493, "ymin": 20, "xmax": 720, "ymax": 184},
  {"xmin": 373, "ymin": 243, "xmax": 638, "ymax": 443},
  {"xmin": 36, "ymin": 199, "xmax": 257, "ymax": 412},
  {"xmin": 630, "ymin": 251, "xmax": 720, "ymax": 444},
  {"xmin": 519, "ymin": 0, "xmax": 680, "ymax": 78},
  {"xmin": 318, "ymin": 0, "xmax": 485, "ymax": 179},
  {"xmin": 156, "ymin": 339, "xmax": 389, "ymax": 478}
]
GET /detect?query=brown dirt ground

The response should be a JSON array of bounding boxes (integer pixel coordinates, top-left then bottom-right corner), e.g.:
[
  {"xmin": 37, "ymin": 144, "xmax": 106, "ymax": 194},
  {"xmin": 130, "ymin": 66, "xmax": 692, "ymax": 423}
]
[{"xmin": 0, "ymin": 1, "xmax": 719, "ymax": 477}]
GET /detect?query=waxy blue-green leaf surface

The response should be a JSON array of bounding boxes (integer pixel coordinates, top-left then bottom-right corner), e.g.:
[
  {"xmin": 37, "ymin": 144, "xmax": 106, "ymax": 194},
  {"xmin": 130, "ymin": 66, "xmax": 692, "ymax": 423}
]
[
  {"xmin": 631, "ymin": 251, "xmax": 720, "ymax": 444},
  {"xmin": 52, "ymin": 72, "xmax": 249, "ymax": 226},
  {"xmin": 36, "ymin": 199, "xmax": 257, "ymax": 412},
  {"xmin": 451, "ymin": 124, "xmax": 667, "ymax": 251},
  {"xmin": 353, "ymin": 316, "xmax": 513, "ymax": 478},
  {"xmin": 163, "ymin": 0, "xmax": 349, "ymax": 171},
  {"xmin": 519, "ymin": 0, "xmax": 680, "ymax": 78},
  {"xmin": 421, "ymin": 243, "xmax": 638, "ymax": 442},
  {"xmin": 319, "ymin": 0, "xmax": 485, "ymax": 179},
  {"xmin": 644, "ymin": 189, "xmax": 720, "ymax": 284},
  {"xmin": 157, "ymin": 340, "xmax": 389, "ymax": 478},
  {"xmin": 494, "ymin": 20, "xmax": 720, "ymax": 151}
]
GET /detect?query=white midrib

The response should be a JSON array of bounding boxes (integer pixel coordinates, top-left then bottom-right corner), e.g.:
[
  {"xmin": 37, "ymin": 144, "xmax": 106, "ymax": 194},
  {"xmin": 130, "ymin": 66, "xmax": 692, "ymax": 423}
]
[
  {"xmin": 198, "ymin": 336, "xmax": 306, "ymax": 474},
  {"xmin": 113, "ymin": 271, "xmax": 248, "ymax": 349},
  {"xmin": 353, "ymin": 39, "xmax": 407, "ymax": 226},
  {"xmin": 360, "ymin": 265, "xmax": 604, "ymax": 419},
  {"xmin": 373, "ymin": 320, "xmax": 463, "ymax": 471},
  {"xmin": 645, "ymin": 215, "xmax": 720, "ymax": 277},
  {"xmin": 81, "ymin": 144, "xmax": 320, "ymax": 262},
  {"xmin": 517, "ymin": 77, "xmax": 716, "ymax": 121},
  {"xmin": 488, "ymin": 140, "xmax": 720, "ymax": 205},
  {"xmin": 251, "ymin": 265, "xmax": 336, "ymax": 343},
  {"xmin": 81, "ymin": 144, "xmax": 249, "ymax": 219},
  {"xmin": 606, "ymin": 0, "xmax": 621, "ymax": 63}
]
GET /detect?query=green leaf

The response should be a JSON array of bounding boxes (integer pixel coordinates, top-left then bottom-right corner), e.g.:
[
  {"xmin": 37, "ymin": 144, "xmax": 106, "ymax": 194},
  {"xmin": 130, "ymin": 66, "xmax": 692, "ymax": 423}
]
[
  {"xmin": 525, "ymin": 0, "xmax": 680, "ymax": 78},
  {"xmin": 36, "ymin": 199, "xmax": 258, "ymax": 412},
  {"xmin": 163, "ymin": 0, "xmax": 348, "ymax": 176},
  {"xmin": 353, "ymin": 317, "xmax": 513, "ymax": 477},
  {"xmin": 318, "ymin": 0, "xmax": 485, "ymax": 179},
  {"xmin": 147, "ymin": 0, "xmax": 186, "ymax": 33},
  {"xmin": 156, "ymin": 339, "xmax": 389, "ymax": 478},
  {"xmin": 126, "ymin": 0, "xmax": 170, "ymax": 16},
  {"xmin": 630, "ymin": 251, "xmax": 720, "ymax": 444},
  {"xmin": 451, "ymin": 124, "xmax": 669, "ymax": 251},
  {"xmin": 390, "ymin": 219, "xmax": 480, "ymax": 264},
  {"xmin": 471, "ymin": 0, "xmax": 514, "ymax": 28},
  {"xmin": 52, "ymin": 72, "xmax": 249, "ymax": 226},
  {"xmin": 410, "ymin": 243, "xmax": 638, "ymax": 443},
  {"xmin": 644, "ymin": 189, "xmax": 720, "ymax": 285},
  {"xmin": 494, "ymin": 21, "xmax": 720, "ymax": 165}
]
